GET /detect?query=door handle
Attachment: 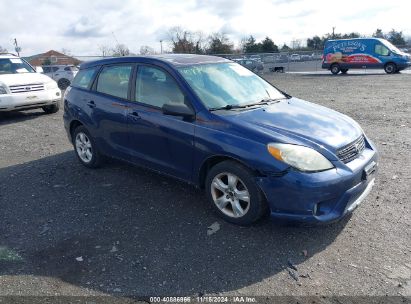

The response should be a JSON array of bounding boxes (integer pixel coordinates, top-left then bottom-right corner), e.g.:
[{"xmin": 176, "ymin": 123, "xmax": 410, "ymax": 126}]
[
  {"xmin": 128, "ymin": 111, "xmax": 141, "ymax": 120},
  {"xmin": 87, "ymin": 100, "xmax": 96, "ymax": 108}
]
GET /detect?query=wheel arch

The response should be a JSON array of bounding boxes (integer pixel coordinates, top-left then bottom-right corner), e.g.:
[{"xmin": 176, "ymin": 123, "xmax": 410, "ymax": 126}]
[
  {"xmin": 197, "ymin": 154, "xmax": 262, "ymax": 189},
  {"xmin": 69, "ymin": 120, "xmax": 83, "ymax": 141},
  {"xmin": 384, "ymin": 61, "xmax": 397, "ymax": 68}
]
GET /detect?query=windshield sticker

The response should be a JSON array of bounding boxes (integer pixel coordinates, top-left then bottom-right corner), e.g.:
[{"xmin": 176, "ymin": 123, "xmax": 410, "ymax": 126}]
[
  {"xmin": 10, "ymin": 58, "xmax": 23, "ymax": 64},
  {"xmin": 229, "ymin": 64, "xmax": 254, "ymax": 76},
  {"xmin": 16, "ymin": 68, "xmax": 29, "ymax": 73}
]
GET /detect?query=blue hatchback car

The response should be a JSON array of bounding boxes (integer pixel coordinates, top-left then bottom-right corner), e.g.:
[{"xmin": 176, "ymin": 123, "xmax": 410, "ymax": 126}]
[{"xmin": 63, "ymin": 54, "xmax": 378, "ymax": 225}]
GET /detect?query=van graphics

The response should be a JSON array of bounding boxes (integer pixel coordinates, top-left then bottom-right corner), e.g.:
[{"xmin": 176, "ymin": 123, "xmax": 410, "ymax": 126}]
[
  {"xmin": 325, "ymin": 52, "xmax": 381, "ymax": 64},
  {"xmin": 327, "ymin": 41, "xmax": 367, "ymax": 53}
]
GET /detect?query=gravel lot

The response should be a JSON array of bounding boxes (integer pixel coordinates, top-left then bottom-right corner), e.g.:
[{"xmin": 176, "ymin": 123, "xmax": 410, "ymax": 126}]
[{"xmin": 0, "ymin": 72, "xmax": 410, "ymax": 303}]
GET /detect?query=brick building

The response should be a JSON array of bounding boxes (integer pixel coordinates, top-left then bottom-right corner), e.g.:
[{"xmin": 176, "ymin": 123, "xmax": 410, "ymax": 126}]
[{"xmin": 26, "ymin": 50, "xmax": 81, "ymax": 66}]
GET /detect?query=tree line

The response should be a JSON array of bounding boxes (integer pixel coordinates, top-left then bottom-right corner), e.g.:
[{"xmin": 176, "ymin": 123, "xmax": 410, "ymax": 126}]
[
  {"xmin": 1, "ymin": 28, "xmax": 408, "ymax": 57},
  {"xmin": 166, "ymin": 27, "xmax": 409, "ymax": 54}
]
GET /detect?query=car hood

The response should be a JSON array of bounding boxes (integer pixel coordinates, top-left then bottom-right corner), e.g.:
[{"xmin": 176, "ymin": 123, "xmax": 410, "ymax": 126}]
[
  {"xmin": 222, "ymin": 98, "xmax": 363, "ymax": 151},
  {"xmin": 0, "ymin": 73, "xmax": 54, "ymax": 86}
]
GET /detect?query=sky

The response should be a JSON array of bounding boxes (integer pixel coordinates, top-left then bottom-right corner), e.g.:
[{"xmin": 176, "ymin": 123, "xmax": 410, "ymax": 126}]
[{"xmin": 0, "ymin": 0, "xmax": 410, "ymax": 56}]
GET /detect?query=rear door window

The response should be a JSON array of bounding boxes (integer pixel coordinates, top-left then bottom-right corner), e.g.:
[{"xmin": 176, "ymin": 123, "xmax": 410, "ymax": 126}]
[
  {"xmin": 72, "ymin": 67, "xmax": 98, "ymax": 89},
  {"xmin": 96, "ymin": 65, "xmax": 133, "ymax": 99}
]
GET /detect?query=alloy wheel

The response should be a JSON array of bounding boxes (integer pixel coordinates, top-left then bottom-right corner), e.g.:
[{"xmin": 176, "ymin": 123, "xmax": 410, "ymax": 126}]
[
  {"xmin": 211, "ymin": 172, "xmax": 250, "ymax": 218},
  {"xmin": 75, "ymin": 132, "xmax": 93, "ymax": 163}
]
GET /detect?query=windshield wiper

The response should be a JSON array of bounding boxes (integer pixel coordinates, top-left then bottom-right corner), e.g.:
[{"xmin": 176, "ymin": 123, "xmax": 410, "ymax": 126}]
[
  {"xmin": 209, "ymin": 98, "xmax": 286, "ymax": 111},
  {"xmin": 209, "ymin": 104, "xmax": 247, "ymax": 111},
  {"xmin": 242, "ymin": 97, "xmax": 285, "ymax": 108}
]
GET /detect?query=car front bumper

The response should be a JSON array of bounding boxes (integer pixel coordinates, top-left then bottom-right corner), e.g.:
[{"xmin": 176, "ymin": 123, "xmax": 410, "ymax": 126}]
[
  {"xmin": 257, "ymin": 146, "xmax": 378, "ymax": 224},
  {"xmin": 0, "ymin": 88, "xmax": 61, "ymax": 111},
  {"xmin": 397, "ymin": 61, "xmax": 411, "ymax": 70}
]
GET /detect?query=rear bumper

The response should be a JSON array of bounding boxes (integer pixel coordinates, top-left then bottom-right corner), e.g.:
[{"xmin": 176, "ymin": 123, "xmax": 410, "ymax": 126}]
[
  {"xmin": 0, "ymin": 88, "xmax": 61, "ymax": 111},
  {"xmin": 257, "ymin": 145, "xmax": 378, "ymax": 224}
]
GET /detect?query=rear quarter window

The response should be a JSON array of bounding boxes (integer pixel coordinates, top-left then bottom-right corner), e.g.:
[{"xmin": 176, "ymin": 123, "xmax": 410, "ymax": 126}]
[{"xmin": 71, "ymin": 67, "xmax": 98, "ymax": 89}]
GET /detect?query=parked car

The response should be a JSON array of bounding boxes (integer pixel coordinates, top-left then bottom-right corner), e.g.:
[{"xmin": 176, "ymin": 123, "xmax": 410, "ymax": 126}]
[
  {"xmin": 290, "ymin": 54, "xmax": 301, "ymax": 61},
  {"xmin": 322, "ymin": 38, "xmax": 411, "ymax": 74},
  {"xmin": 42, "ymin": 64, "xmax": 78, "ymax": 89},
  {"xmin": 249, "ymin": 54, "xmax": 262, "ymax": 62},
  {"xmin": 277, "ymin": 53, "xmax": 289, "ymax": 63},
  {"xmin": 0, "ymin": 53, "xmax": 60, "ymax": 113},
  {"xmin": 63, "ymin": 54, "xmax": 378, "ymax": 225},
  {"xmin": 233, "ymin": 59, "xmax": 264, "ymax": 72},
  {"xmin": 300, "ymin": 54, "xmax": 311, "ymax": 61}
]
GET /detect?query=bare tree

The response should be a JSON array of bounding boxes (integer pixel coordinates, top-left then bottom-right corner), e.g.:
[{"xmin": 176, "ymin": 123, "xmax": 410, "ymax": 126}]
[
  {"xmin": 61, "ymin": 48, "xmax": 72, "ymax": 56},
  {"xmin": 112, "ymin": 44, "xmax": 130, "ymax": 56},
  {"xmin": 99, "ymin": 45, "xmax": 112, "ymax": 57},
  {"xmin": 167, "ymin": 26, "xmax": 205, "ymax": 54},
  {"xmin": 0, "ymin": 45, "xmax": 8, "ymax": 53},
  {"xmin": 207, "ymin": 32, "xmax": 234, "ymax": 54},
  {"xmin": 140, "ymin": 45, "xmax": 155, "ymax": 55},
  {"xmin": 291, "ymin": 39, "xmax": 302, "ymax": 49},
  {"xmin": 238, "ymin": 37, "xmax": 249, "ymax": 53}
]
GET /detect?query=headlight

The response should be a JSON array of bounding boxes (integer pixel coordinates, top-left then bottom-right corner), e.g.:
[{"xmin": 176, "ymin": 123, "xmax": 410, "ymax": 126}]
[
  {"xmin": 267, "ymin": 143, "xmax": 334, "ymax": 172},
  {"xmin": 0, "ymin": 85, "xmax": 7, "ymax": 94}
]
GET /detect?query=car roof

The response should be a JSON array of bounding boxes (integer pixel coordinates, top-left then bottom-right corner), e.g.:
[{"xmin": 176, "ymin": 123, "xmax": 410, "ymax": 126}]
[
  {"xmin": 43, "ymin": 64, "xmax": 75, "ymax": 67},
  {"xmin": 325, "ymin": 37, "xmax": 385, "ymax": 43},
  {"xmin": 80, "ymin": 54, "xmax": 230, "ymax": 70}
]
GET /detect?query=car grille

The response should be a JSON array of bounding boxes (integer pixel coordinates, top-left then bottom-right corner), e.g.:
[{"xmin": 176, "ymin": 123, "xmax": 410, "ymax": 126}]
[
  {"xmin": 9, "ymin": 83, "xmax": 45, "ymax": 94},
  {"xmin": 337, "ymin": 135, "xmax": 366, "ymax": 163}
]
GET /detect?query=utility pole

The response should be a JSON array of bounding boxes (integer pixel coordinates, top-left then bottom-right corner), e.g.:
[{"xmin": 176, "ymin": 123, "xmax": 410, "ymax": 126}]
[
  {"xmin": 14, "ymin": 38, "xmax": 21, "ymax": 56},
  {"xmin": 160, "ymin": 40, "xmax": 163, "ymax": 54},
  {"xmin": 332, "ymin": 27, "xmax": 336, "ymax": 39}
]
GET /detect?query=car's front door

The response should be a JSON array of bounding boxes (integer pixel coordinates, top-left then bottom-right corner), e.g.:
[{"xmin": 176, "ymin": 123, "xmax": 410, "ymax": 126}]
[
  {"xmin": 126, "ymin": 64, "xmax": 195, "ymax": 181},
  {"xmin": 374, "ymin": 42, "xmax": 391, "ymax": 68}
]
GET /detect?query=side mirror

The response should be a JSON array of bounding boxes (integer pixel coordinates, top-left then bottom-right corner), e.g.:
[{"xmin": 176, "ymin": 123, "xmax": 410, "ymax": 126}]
[
  {"xmin": 35, "ymin": 66, "xmax": 44, "ymax": 73},
  {"xmin": 162, "ymin": 102, "xmax": 195, "ymax": 119}
]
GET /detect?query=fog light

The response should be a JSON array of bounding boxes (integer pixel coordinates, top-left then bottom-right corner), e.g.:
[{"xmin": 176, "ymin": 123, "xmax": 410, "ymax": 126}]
[{"xmin": 56, "ymin": 92, "xmax": 60, "ymax": 96}]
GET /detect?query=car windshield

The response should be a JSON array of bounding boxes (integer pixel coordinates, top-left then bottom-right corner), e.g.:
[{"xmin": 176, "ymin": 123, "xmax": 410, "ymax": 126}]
[
  {"xmin": 0, "ymin": 58, "xmax": 35, "ymax": 74},
  {"xmin": 178, "ymin": 62, "xmax": 285, "ymax": 109},
  {"xmin": 382, "ymin": 40, "xmax": 403, "ymax": 54}
]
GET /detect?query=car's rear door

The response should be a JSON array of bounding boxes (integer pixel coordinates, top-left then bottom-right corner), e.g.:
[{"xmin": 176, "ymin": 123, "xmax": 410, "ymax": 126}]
[
  {"xmin": 86, "ymin": 63, "xmax": 135, "ymax": 159},
  {"xmin": 125, "ymin": 64, "xmax": 195, "ymax": 181}
]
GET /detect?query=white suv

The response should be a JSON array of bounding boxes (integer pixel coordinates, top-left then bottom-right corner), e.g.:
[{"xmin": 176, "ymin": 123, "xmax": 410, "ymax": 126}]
[
  {"xmin": 42, "ymin": 65, "xmax": 78, "ymax": 90},
  {"xmin": 0, "ymin": 53, "xmax": 61, "ymax": 113}
]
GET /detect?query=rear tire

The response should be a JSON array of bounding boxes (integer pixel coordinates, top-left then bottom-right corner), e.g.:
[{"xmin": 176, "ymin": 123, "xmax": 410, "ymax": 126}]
[
  {"xmin": 72, "ymin": 126, "xmax": 103, "ymax": 168},
  {"xmin": 205, "ymin": 160, "xmax": 268, "ymax": 226},
  {"xmin": 42, "ymin": 102, "xmax": 60, "ymax": 114},
  {"xmin": 384, "ymin": 63, "xmax": 397, "ymax": 74},
  {"xmin": 330, "ymin": 64, "xmax": 341, "ymax": 75}
]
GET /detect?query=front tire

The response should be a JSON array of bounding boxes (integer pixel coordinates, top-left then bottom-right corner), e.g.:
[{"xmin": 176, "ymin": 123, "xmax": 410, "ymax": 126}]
[
  {"xmin": 42, "ymin": 102, "xmax": 60, "ymax": 114},
  {"xmin": 205, "ymin": 160, "xmax": 267, "ymax": 225},
  {"xmin": 330, "ymin": 63, "xmax": 341, "ymax": 75},
  {"xmin": 72, "ymin": 126, "xmax": 103, "ymax": 168},
  {"xmin": 384, "ymin": 63, "xmax": 397, "ymax": 74},
  {"xmin": 58, "ymin": 78, "xmax": 71, "ymax": 90}
]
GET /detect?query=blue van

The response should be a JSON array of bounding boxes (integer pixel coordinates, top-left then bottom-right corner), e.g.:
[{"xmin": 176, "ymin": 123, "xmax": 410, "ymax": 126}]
[{"xmin": 322, "ymin": 38, "xmax": 411, "ymax": 74}]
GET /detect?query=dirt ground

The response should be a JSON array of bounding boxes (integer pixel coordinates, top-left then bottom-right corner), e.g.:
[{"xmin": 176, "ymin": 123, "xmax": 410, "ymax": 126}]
[{"xmin": 0, "ymin": 71, "xmax": 410, "ymax": 303}]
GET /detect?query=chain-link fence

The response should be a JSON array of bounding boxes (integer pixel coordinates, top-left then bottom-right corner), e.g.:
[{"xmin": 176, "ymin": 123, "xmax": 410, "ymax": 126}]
[
  {"xmin": 70, "ymin": 51, "xmax": 325, "ymax": 73},
  {"xmin": 216, "ymin": 50, "xmax": 325, "ymax": 73},
  {"xmin": 28, "ymin": 44, "xmax": 411, "ymax": 74}
]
